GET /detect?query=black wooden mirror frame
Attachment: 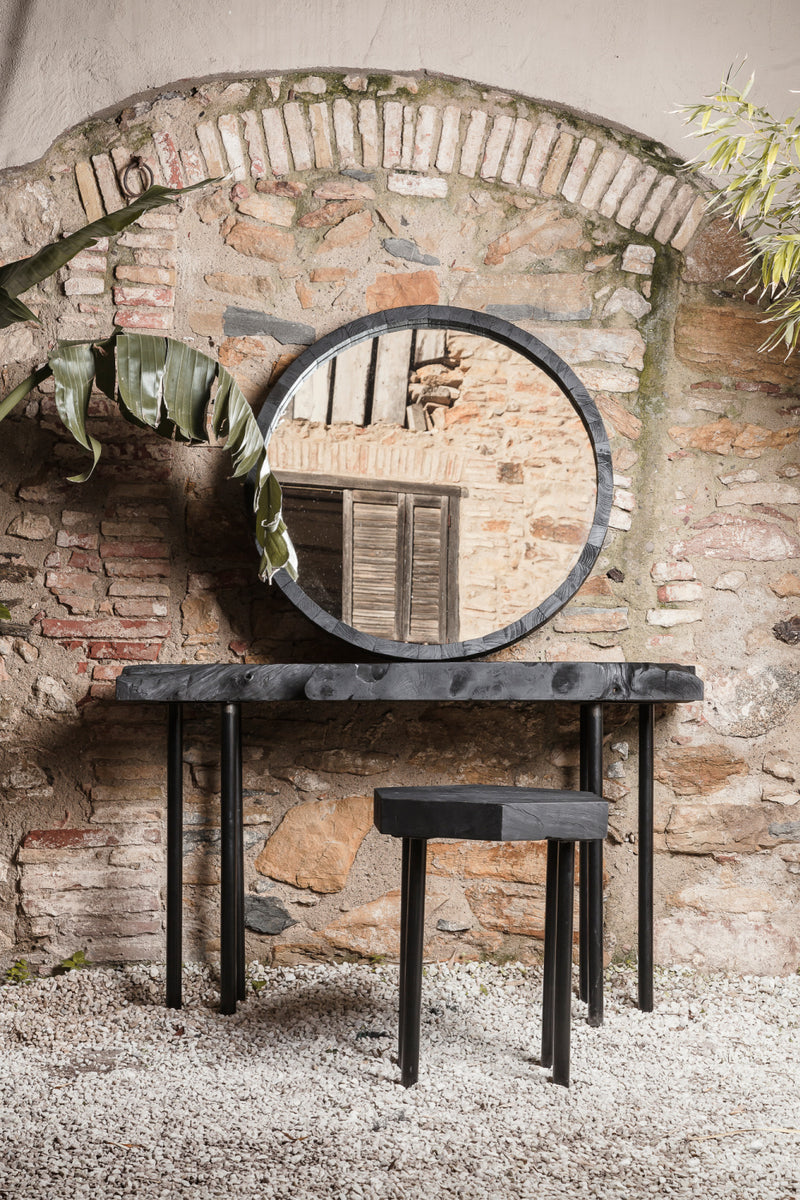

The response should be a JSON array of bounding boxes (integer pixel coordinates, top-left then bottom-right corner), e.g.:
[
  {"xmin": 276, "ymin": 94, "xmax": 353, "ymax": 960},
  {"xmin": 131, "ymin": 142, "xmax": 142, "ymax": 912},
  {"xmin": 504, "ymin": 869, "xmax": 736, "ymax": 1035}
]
[{"xmin": 255, "ymin": 305, "xmax": 614, "ymax": 661}]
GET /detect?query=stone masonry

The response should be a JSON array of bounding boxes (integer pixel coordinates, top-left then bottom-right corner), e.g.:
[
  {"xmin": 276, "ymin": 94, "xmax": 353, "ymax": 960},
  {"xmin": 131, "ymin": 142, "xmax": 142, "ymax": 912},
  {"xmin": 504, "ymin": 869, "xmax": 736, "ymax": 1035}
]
[{"xmin": 0, "ymin": 71, "xmax": 798, "ymax": 975}]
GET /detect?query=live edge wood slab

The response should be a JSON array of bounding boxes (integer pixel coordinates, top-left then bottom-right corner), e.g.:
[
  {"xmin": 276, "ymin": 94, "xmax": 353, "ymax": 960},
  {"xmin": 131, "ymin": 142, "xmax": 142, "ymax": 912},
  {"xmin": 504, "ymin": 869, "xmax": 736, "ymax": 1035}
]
[{"xmin": 115, "ymin": 660, "xmax": 702, "ymax": 704}]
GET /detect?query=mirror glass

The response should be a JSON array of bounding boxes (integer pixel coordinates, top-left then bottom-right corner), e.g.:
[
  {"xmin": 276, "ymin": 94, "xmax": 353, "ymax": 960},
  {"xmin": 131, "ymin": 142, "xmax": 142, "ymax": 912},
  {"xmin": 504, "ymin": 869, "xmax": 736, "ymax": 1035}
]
[{"xmin": 267, "ymin": 325, "xmax": 598, "ymax": 646}]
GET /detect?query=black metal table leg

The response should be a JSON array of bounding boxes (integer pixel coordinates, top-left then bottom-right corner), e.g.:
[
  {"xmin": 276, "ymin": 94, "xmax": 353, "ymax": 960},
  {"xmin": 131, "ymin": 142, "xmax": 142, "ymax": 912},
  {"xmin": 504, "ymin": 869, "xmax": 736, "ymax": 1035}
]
[
  {"xmin": 234, "ymin": 708, "xmax": 245, "ymax": 1003},
  {"xmin": 552, "ymin": 840, "xmax": 575, "ymax": 1087},
  {"xmin": 401, "ymin": 837, "xmax": 427, "ymax": 1088},
  {"xmin": 166, "ymin": 702, "xmax": 183, "ymax": 1009},
  {"xmin": 220, "ymin": 702, "xmax": 240, "ymax": 1015},
  {"xmin": 578, "ymin": 707, "xmax": 590, "ymax": 1003},
  {"xmin": 398, "ymin": 838, "xmax": 411, "ymax": 1073},
  {"xmin": 638, "ymin": 703, "xmax": 655, "ymax": 1011},
  {"xmin": 540, "ymin": 839, "xmax": 559, "ymax": 1068},
  {"xmin": 585, "ymin": 702, "xmax": 604, "ymax": 1026}
]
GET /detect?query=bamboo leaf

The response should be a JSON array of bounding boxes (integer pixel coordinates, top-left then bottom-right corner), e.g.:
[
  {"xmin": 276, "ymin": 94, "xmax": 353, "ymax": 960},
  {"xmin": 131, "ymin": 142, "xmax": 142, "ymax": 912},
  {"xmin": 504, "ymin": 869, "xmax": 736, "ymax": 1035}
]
[
  {"xmin": 212, "ymin": 367, "xmax": 264, "ymax": 478},
  {"xmin": 50, "ymin": 342, "xmax": 102, "ymax": 483},
  {"xmin": 0, "ymin": 365, "xmax": 51, "ymax": 423},
  {"xmin": 162, "ymin": 340, "xmax": 216, "ymax": 440},
  {"xmin": 0, "ymin": 180, "xmax": 216, "ymax": 303},
  {"xmin": 116, "ymin": 333, "xmax": 167, "ymax": 427},
  {"xmin": 0, "ymin": 289, "xmax": 40, "ymax": 330}
]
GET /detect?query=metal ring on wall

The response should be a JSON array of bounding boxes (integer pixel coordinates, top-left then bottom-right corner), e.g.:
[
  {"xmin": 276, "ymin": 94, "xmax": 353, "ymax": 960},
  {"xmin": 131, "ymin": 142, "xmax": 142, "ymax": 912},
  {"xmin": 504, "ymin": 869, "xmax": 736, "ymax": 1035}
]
[{"xmin": 121, "ymin": 157, "xmax": 154, "ymax": 198}]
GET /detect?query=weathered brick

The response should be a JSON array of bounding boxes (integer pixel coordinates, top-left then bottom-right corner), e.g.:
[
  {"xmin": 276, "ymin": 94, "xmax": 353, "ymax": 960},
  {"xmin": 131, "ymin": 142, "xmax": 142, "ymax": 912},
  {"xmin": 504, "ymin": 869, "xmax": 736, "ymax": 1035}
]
[
  {"xmin": 100, "ymin": 540, "xmax": 169, "ymax": 559},
  {"xmin": 646, "ymin": 608, "xmax": 703, "ymax": 626},
  {"xmin": 46, "ymin": 569, "xmax": 96, "ymax": 593},
  {"xmin": 113, "ymin": 309, "xmax": 173, "ymax": 330},
  {"xmin": 387, "ymin": 174, "xmax": 448, "ymax": 198},
  {"xmin": 500, "ymin": 117, "xmax": 533, "ymax": 186},
  {"xmin": 75, "ymin": 160, "xmax": 104, "ymax": 222},
  {"xmin": 92, "ymin": 663, "xmax": 126, "ymax": 681},
  {"xmin": 104, "ymin": 559, "xmax": 170, "ymax": 578},
  {"xmin": 42, "ymin": 617, "xmax": 169, "ymax": 640},
  {"xmin": 651, "ymin": 561, "xmax": 696, "ymax": 583},
  {"xmin": 357, "ymin": 98, "xmax": 379, "ymax": 168},
  {"xmin": 152, "ymin": 131, "xmax": 184, "ymax": 188},
  {"xmin": 56, "ymin": 529, "xmax": 99, "ymax": 550},
  {"xmin": 309, "ymin": 102, "xmax": 334, "ymax": 169},
  {"xmin": 435, "ymin": 105, "xmax": 462, "ymax": 173},
  {"xmin": 283, "ymin": 102, "xmax": 313, "ymax": 171},
  {"xmin": 115, "ymin": 265, "xmax": 175, "ymax": 286},
  {"xmin": 88, "ymin": 641, "xmax": 162, "ymax": 660},
  {"xmin": 21, "ymin": 887, "xmax": 161, "ymax": 917},
  {"xmin": 113, "ymin": 597, "xmax": 168, "ymax": 618},
  {"xmin": 657, "ymin": 582, "xmax": 703, "ymax": 603},
  {"xmin": 552, "ymin": 606, "xmax": 630, "ymax": 633},
  {"xmin": 459, "ymin": 109, "xmax": 488, "ymax": 177},
  {"xmin": 113, "ymin": 286, "xmax": 175, "ymax": 308}
]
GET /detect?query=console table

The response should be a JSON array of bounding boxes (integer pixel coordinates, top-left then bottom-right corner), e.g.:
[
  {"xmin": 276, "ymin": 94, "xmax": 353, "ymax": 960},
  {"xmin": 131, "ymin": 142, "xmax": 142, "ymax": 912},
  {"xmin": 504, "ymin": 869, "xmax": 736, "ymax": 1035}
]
[{"xmin": 116, "ymin": 660, "xmax": 702, "ymax": 1016}]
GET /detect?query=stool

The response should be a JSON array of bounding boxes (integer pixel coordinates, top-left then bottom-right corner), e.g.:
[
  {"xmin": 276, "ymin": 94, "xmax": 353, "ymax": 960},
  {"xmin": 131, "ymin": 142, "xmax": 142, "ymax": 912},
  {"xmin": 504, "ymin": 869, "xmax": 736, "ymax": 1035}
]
[{"xmin": 373, "ymin": 785, "xmax": 608, "ymax": 1088}]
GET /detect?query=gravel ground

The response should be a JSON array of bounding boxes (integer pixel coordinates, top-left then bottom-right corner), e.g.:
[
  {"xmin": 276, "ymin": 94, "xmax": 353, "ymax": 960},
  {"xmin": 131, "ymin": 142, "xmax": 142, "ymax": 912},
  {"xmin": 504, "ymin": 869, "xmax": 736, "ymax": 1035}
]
[{"xmin": 0, "ymin": 961, "xmax": 798, "ymax": 1200}]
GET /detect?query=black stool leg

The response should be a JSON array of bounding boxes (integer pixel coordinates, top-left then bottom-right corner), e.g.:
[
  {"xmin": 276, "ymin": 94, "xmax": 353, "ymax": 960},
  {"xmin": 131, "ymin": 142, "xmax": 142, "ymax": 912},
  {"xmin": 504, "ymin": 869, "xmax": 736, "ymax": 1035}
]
[
  {"xmin": 541, "ymin": 839, "xmax": 559, "ymax": 1068},
  {"xmin": 166, "ymin": 703, "xmax": 183, "ymax": 1010},
  {"xmin": 234, "ymin": 708, "xmax": 245, "ymax": 1003},
  {"xmin": 585, "ymin": 703, "xmax": 604, "ymax": 1027},
  {"xmin": 401, "ymin": 837, "xmax": 427, "ymax": 1088},
  {"xmin": 220, "ymin": 702, "xmax": 240, "ymax": 1015},
  {"xmin": 638, "ymin": 703, "xmax": 655, "ymax": 1012},
  {"xmin": 398, "ymin": 838, "xmax": 411, "ymax": 1073},
  {"xmin": 553, "ymin": 839, "xmax": 575, "ymax": 1087}
]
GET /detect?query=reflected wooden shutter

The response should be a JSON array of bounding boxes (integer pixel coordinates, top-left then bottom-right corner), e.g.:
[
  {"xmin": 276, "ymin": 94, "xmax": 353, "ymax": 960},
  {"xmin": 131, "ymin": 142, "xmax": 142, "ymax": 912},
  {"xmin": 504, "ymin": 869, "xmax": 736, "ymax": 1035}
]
[
  {"xmin": 345, "ymin": 490, "xmax": 401, "ymax": 639},
  {"xmin": 343, "ymin": 489, "xmax": 457, "ymax": 642},
  {"xmin": 407, "ymin": 497, "xmax": 448, "ymax": 642}
]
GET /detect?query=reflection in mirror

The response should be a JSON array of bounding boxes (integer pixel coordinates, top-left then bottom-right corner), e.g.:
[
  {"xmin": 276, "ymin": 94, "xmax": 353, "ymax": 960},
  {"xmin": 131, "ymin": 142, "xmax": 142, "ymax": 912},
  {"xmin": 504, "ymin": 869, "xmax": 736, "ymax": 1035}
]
[{"xmin": 269, "ymin": 328, "xmax": 597, "ymax": 644}]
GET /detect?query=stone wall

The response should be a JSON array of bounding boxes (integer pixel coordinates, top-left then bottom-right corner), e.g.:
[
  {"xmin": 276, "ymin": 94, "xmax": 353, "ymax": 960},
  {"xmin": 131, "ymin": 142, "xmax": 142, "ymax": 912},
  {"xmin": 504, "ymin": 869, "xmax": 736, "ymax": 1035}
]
[{"xmin": 0, "ymin": 71, "xmax": 798, "ymax": 975}]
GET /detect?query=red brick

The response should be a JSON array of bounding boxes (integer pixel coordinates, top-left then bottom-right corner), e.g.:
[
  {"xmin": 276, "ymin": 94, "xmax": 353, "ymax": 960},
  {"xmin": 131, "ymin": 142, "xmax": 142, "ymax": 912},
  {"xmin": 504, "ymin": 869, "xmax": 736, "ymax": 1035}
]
[
  {"xmin": 56, "ymin": 530, "xmax": 99, "ymax": 550},
  {"xmin": 104, "ymin": 560, "xmax": 170, "ymax": 578},
  {"xmin": 113, "ymin": 309, "xmax": 173, "ymax": 330},
  {"xmin": 100, "ymin": 540, "xmax": 170, "ymax": 560},
  {"xmin": 92, "ymin": 663, "xmax": 125, "ymax": 681},
  {"xmin": 113, "ymin": 285, "xmax": 175, "ymax": 307},
  {"xmin": 23, "ymin": 828, "xmax": 122, "ymax": 850},
  {"xmin": 108, "ymin": 580, "xmax": 170, "ymax": 598},
  {"xmin": 101, "ymin": 520, "xmax": 166, "ymax": 539},
  {"xmin": 46, "ymin": 570, "xmax": 96, "ymax": 593},
  {"xmin": 69, "ymin": 550, "xmax": 103, "ymax": 571},
  {"xmin": 113, "ymin": 598, "xmax": 168, "ymax": 618},
  {"xmin": 88, "ymin": 641, "xmax": 162, "ymax": 660},
  {"xmin": 41, "ymin": 617, "xmax": 170, "ymax": 639},
  {"xmin": 89, "ymin": 682, "xmax": 117, "ymax": 698}
]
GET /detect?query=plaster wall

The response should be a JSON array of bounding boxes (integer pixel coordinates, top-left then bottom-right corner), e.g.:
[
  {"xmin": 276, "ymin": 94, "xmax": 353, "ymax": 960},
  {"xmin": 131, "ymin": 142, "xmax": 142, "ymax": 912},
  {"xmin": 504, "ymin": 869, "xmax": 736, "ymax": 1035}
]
[{"xmin": 1, "ymin": 0, "xmax": 799, "ymax": 172}]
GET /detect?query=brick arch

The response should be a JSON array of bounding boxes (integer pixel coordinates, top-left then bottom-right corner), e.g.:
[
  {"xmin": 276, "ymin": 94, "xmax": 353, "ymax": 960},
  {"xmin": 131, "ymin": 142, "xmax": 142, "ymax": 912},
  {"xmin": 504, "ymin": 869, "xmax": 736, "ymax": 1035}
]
[{"xmin": 37, "ymin": 70, "xmax": 709, "ymax": 346}]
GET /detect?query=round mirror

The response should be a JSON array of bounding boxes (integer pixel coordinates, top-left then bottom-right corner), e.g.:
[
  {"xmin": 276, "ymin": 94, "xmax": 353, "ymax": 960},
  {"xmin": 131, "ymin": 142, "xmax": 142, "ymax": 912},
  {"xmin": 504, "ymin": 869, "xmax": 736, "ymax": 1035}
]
[{"xmin": 257, "ymin": 306, "xmax": 612, "ymax": 660}]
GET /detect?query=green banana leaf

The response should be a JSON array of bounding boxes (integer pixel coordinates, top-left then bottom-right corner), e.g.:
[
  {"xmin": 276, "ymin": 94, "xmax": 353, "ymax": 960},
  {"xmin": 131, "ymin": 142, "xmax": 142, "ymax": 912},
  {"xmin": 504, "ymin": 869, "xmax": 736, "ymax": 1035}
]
[
  {"xmin": 0, "ymin": 365, "xmax": 51, "ymax": 422},
  {"xmin": 1, "ymin": 332, "xmax": 296, "ymax": 582},
  {"xmin": 0, "ymin": 179, "xmax": 217, "ymax": 327},
  {"xmin": 50, "ymin": 343, "xmax": 102, "ymax": 483},
  {"xmin": 162, "ymin": 339, "xmax": 216, "ymax": 441},
  {"xmin": 117, "ymin": 332, "xmax": 167, "ymax": 427},
  {"xmin": 212, "ymin": 366, "xmax": 264, "ymax": 478},
  {"xmin": 0, "ymin": 289, "xmax": 39, "ymax": 330}
]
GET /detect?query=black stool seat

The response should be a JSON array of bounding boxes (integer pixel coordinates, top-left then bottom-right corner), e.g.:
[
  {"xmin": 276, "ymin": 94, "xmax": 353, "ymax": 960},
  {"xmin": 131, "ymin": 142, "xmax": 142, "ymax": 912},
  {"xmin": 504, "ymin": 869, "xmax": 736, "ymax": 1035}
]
[
  {"xmin": 374, "ymin": 784, "xmax": 608, "ymax": 1089},
  {"xmin": 374, "ymin": 785, "xmax": 608, "ymax": 841}
]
